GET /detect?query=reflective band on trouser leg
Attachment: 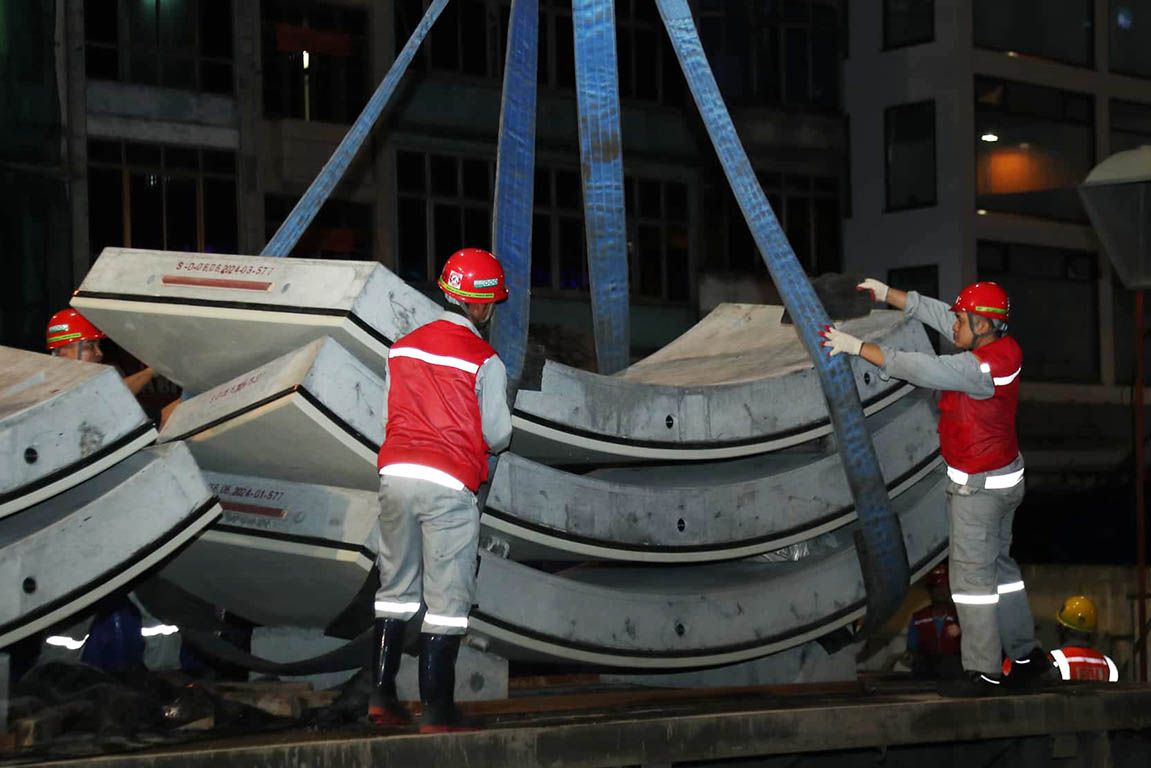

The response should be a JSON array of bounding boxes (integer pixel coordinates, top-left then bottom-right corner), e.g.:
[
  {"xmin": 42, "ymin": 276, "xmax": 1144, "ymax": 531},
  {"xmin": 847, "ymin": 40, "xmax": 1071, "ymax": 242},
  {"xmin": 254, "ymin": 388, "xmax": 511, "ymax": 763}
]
[
  {"xmin": 375, "ymin": 601, "xmax": 421, "ymax": 619},
  {"xmin": 952, "ymin": 593, "xmax": 1000, "ymax": 605},
  {"xmin": 1107, "ymin": 655, "xmax": 1119, "ymax": 682},
  {"xmin": 997, "ymin": 581, "xmax": 1025, "ymax": 594},
  {"xmin": 424, "ymin": 613, "xmax": 469, "ymax": 630}
]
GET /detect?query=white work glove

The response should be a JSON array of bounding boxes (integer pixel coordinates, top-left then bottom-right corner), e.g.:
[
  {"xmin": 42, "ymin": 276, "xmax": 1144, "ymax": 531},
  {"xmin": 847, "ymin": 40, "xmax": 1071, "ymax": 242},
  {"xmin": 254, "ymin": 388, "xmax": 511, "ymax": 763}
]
[
  {"xmin": 857, "ymin": 278, "xmax": 889, "ymax": 303},
  {"xmin": 820, "ymin": 324, "xmax": 863, "ymax": 357}
]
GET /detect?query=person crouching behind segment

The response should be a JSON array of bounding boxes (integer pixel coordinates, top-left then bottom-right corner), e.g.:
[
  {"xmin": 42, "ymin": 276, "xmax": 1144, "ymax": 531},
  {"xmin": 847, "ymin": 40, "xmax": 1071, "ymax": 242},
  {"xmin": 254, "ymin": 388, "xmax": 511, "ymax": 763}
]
[
  {"xmin": 820, "ymin": 279, "xmax": 1053, "ymax": 695},
  {"xmin": 368, "ymin": 248, "xmax": 512, "ymax": 732}
]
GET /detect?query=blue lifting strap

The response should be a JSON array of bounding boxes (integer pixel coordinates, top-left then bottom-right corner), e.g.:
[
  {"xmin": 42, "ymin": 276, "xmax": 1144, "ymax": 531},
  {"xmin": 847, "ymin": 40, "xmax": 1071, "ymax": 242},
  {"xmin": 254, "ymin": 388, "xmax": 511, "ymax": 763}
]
[
  {"xmin": 489, "ymin": 0, "xmax": 540, "ymax": 389},
  {"xmin": 261, "ymin": 0, "xmax": 450, "ymax": 259},
  {"xmin": 655, "ymin": 0, "xmax": 909, "ymax": 631},
  {"xmin": 572, "ymin": 0, "xmax": 631, "ymax": 375}
]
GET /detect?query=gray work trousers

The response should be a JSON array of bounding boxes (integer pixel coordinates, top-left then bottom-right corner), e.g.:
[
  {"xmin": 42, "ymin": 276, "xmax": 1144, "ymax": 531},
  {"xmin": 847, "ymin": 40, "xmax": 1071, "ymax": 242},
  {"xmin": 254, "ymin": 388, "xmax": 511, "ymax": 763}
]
[
  {"xmin": 374, "ymin": 475, "xmax": 479, "ymax": 636},
  {"xmin": 947, "ymin": 478, "xmax": 1037, "ymax": 674}
]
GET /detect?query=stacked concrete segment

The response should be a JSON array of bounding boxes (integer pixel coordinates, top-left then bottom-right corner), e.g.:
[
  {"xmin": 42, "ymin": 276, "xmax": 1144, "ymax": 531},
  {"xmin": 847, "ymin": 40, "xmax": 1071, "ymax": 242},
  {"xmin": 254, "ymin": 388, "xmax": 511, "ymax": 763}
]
[{"xmin": 74, "ymin": 248, "xmax": 947, "ymax": 670}]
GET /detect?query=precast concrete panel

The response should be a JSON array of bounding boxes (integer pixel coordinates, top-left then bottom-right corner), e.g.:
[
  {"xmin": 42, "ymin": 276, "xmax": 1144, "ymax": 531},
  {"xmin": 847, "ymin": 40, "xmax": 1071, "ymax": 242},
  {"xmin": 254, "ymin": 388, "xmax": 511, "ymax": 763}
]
[
  {"xmin": 0, "ymin": 346, "xmax": 155, "ymax": 518},
  {"xmin": 160, "ymin": 471, "xmax": 378, "ymax": 628},
  {"xmin": 72, "ymin": 248, "xmax": 439, "ymax": 393},
  {"xmin": 484, "ymin": 390, "xmax": 941, "ymax": 561},
  {"xmin": 470, "ymin": 465, "xmax": 948, "ymax": 668},
  {"xmin": 0, "ymin": 442, "xmax": 219, "ymax": 649},
  {"xmin": 510, "ymin": 305, "xmax": 929, "ymax": 463},
  {"xmin": 158, "ymin": 338, "xmax": 385, "ymax": 490}
]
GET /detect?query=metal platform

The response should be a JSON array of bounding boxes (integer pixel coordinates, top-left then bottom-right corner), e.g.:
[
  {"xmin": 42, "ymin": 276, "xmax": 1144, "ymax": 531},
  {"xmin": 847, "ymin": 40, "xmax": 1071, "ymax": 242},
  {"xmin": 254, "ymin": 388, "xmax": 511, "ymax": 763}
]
[{"xmin": 10, "ymin": 683, "xmax": 1151, "ymax": 768}]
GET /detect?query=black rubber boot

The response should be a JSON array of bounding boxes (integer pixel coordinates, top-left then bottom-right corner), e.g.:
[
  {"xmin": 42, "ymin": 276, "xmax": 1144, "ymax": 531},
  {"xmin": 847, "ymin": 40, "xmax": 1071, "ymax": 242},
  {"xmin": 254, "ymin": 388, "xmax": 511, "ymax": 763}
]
[
  {"xmin": 937, "ymin": 671, "xmax": 1007, "ymax": 698},
  {"xmin": 367, "ymin": 618, "xmax": 412, "ymax": 726},
  {"xmin": 1002, "ymin": 647, "xmax": 1059, "ymax": 689},
  {"xmin": 418, "ymin": 633, "xmax": 479, "ymax": 733}
]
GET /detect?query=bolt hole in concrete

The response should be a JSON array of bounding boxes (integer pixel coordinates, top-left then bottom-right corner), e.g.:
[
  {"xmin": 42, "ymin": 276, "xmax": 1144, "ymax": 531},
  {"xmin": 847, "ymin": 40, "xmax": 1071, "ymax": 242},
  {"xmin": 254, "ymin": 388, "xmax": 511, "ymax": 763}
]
[
  {"xmin": 863, "ymin": 372, "xmax": 872, "ymax": 386},
  {"xmin": 677, "ymin": 518, "xmax": 686, "ymax": 532},
  {"xmin": 675, "ymin": 623, "xmax": 686, "ymax": 636},
  {"xmin": 23, "ymin": 447, "xmax": 37, "ymax": 464},
  {"xmin": 665, "ymin": 415, "xmax": 674, "ymax": 429},
  {"xmin": 469, "ymin": 673, "xmax": 485, "ymax": 692},
  {"xmin": 22, "ymin": 578, "xmax": 36, "ymax": 594},
  {"xmin": 282, "ymin": 283, "xmax": 291, "ymax": 293}
]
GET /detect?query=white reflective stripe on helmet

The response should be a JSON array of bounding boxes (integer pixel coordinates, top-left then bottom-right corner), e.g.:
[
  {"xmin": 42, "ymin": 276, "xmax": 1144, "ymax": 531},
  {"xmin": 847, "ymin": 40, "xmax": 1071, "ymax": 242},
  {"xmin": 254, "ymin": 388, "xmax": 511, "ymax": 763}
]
[
  {"xmin": 389, "ymin": 346, "xmax": 480, "ymax": 374},
  {"xmin": 979, "ymin": 362, "xmax": 991, "ymax": 374},
  {"xmin": 985, "ymin": 468, "xmax": 1025, "ymax": 489},
  {"xmin": 997, "ymin": 580, "xmax": 1025, "ymax": 594},
  {"xmin": 1106, "ymin": 655, "xmax": 1119, "ymax": 682},
  {"xmin": 993, "ymin": 367, "xmax": 1021, "ymax": 386},
  {"xmin": 952, "ymin": 592, "xmax": 999, "ymax": 605},
  {"xmin": 424, "ymin": 613, "xmax": 469, "ymax": 629},
  {"xmin": 946, "ymin": 466, "xmax": 970, "ymax": 485},
  {"xmin": 375, "ymin": 600, "xmax": 421, "ymax": 616},
  {"xmin": 1050, "ymin": 649, "xmax": 1072, "ymax": 680}
]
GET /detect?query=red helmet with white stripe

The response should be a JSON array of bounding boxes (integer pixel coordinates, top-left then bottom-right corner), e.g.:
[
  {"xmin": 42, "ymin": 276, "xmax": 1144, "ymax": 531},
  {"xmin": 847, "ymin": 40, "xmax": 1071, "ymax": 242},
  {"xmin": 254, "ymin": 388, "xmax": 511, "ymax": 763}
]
[
  {"xmin": 437, "ymin": 248, "xmax": 509, "ymax": 304},
  {"xmin": 950, "ymin": 282, "xmax": 1009, "ymax": 323}
]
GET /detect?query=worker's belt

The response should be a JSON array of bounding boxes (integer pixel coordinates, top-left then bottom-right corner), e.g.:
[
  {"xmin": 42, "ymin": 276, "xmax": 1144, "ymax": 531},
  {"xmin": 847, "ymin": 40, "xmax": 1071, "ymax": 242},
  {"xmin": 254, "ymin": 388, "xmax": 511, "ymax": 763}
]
[{"xmin": 945, "ymin": 463, "xmax": 1024, "ymax": 490}]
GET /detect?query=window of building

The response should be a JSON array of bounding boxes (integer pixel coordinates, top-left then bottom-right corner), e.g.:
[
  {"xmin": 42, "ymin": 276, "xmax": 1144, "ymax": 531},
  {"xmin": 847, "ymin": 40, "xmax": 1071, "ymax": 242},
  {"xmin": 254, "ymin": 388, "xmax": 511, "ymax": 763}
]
[
  {"xmin": 1110, "ymin": 99, "xmax": 1151, "ymax": 153},
  {"xmin": 395, "ymin": 150, "xmax": 494, "ymax": 284},
  {"xmin": 1111, "ymin": 0, "xmax": 1151, "ymax": 79},
  {"xmin": 531, "ymin": 166, "xmax": 587, "ymax": 291},
  {"xmin": 263, "ymin": 0, "xmax": 368, "ymax": 123},
  {"xmin": 974, "ymin": 77, "xmax": 1093, "ymax": 222},
  {"xmin": 84, "ymin": 0, "xmax": 233, "ymax": 94},
  {"xmin": 885, "ymin": 101, "xmax": 936, "ymax": 211},
  {"xmin": 625, "ymin": 176, "xmax": 691, "ymax": 302},
  {"xmin": 713, "ymin": 173, "xmax": 841, "ymax": 276},
  {"xmin": 973, "ymin": 0, "xmax": 1092, "ymax": 67},
  {"xmin": 86, "ymin": 139, "xmax": 237, "ymax": 260},
  {"xmin": 264, "ymin": 195, "xmax": 372, "ymax": 260},
  {"xmin": 977, "ymin": 240, "xmax": 1099, "ymax": 383},
  {"xmin": 696, "ymin": 0, "xmax": 843, "ymax": 111},
  {"xmin": 884, "ymin": 0, "xmax": 933, "ymax": 49},
  {"xmin": 887, "ymin": 264, "xmax": 939, "ymax": 349}
]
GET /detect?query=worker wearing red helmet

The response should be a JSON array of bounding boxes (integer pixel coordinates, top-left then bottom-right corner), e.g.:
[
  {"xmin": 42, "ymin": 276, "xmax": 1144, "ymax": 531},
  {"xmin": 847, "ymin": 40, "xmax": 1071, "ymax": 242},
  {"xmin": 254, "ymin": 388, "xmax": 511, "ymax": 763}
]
[
  {"xmin": 904, "ymin": 563, "xmax": 963, "ymax": 679},
  {"xmin": 46, "ymin": 308, "xmax": 155, "ymax": 396},
  {"xmin": 368, "ymin": 248, "xmax": 512, "ymax": 732},
  {"xmin": 821, "ymin": 279, "xmax": 1051, "ymax": 695}
]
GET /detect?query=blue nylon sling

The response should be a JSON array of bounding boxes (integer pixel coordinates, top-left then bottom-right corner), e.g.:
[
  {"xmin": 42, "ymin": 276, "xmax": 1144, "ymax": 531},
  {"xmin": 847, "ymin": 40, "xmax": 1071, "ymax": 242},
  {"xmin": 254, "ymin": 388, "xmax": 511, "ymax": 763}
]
[
  {"xmin": 489, "ymin": 0, "xmax": 540, "ymax": 389},
  {"xmin": 572, "ymin": 0, "xmax": 631, "ymax": 375},
  {"xmin": 655, "ymin": 0, "xmax": 909, "ymax": 630},
  {"xmin": 261, "ymin": 0, "xmax": 450, "ymax": 258}
]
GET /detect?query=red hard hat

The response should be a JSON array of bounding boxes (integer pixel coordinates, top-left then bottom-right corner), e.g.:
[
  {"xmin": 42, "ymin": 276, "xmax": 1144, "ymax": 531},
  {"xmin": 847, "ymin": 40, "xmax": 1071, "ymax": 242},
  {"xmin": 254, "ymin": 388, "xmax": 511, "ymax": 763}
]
[
  {"xmin": 925, "ymin": 563, "xmax": 949, "ymax": 589},
  {"xmin": 950, "ymin": 282, "xmax": 1009, "ymax": 323},
  {"xmin": 438, "ymin": 248, "xmax": 509, "ymax": 304},
  {"xmin": 46, "ymin": 308, "xmax": 106, "ymax": 351}
]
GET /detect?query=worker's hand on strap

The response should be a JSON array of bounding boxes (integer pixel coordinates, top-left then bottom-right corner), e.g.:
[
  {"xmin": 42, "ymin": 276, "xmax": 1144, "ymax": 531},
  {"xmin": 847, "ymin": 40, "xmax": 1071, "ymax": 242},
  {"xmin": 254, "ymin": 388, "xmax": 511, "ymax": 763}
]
[
  {"xmin": 819, "ymin": 325, "xmax": 863, "ymax": 357},
  {"xmin": 857, "ymin": 278, "xmax": 889, "ymax": 303}
]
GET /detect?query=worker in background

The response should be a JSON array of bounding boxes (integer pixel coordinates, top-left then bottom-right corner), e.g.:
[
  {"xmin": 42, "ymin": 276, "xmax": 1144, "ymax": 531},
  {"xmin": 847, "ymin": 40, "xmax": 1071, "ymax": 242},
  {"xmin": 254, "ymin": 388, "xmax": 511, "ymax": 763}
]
[
  {"xmin": 368, "ymin": 248, "xmax": 512, "ymax": 732},
  {"xmin": 1050, "ymin": 595, "xmax": 1118, "ymax": 682},
  {"xmin": 905, "ymin": 563, "xmax": 963, "ymax": 679},
  {"xmin": 47, "ymin": 308, "xmax": 154, "ymax": 396},
  {"xmin": 820, "ymin": 279, "xmax": 1053, "ymax": 695}
]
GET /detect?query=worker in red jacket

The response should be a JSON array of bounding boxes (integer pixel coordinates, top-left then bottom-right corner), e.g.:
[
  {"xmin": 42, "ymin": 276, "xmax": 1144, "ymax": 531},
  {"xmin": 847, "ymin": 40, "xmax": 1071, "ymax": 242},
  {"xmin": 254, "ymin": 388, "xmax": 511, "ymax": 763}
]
[
  {"xmin": 905, "ymin": 563, "xmax": 962, "ymax": 679},
  {"xmin": 822, "ymin": 280, "xmax": 1052, "ymax": 695},
  {"xmin": 1050, "ymin": 595, "xmax": 1118, "ymax": 682},
  {"xmin": 368, "ymin": 248, "xmax": 512, "ymax": 732}
]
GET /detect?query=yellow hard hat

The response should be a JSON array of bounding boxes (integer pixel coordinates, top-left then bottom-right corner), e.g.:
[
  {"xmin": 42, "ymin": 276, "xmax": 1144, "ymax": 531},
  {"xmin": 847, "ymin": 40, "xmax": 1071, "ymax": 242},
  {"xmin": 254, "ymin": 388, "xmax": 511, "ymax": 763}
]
[{"xmin": 1056, "ymin": 595, "xmax": 1098, "ymax": 633}]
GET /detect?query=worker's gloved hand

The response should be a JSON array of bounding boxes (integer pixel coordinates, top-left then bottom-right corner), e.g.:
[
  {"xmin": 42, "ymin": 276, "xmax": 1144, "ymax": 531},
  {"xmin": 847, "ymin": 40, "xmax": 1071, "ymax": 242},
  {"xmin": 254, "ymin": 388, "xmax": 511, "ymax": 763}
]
[
  {"xmin": 820, "ymin": 325, "xmax": 863, "ymax": 357},
  {"xmin": 857, "ymin": 278, "xmax": 889, "ymax": 303}
]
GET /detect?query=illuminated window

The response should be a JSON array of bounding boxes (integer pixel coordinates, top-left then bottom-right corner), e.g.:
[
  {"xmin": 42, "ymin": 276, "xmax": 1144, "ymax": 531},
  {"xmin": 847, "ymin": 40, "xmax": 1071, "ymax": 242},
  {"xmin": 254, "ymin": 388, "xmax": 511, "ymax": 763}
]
[{"xmin": 974, "ymin": 77, "xmax": 1093, "ymax": 222}]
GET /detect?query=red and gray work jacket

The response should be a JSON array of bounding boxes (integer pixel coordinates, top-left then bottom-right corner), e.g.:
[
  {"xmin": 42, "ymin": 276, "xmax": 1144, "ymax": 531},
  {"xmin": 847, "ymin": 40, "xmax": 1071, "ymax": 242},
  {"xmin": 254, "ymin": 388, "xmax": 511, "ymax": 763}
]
[
  {"xmin": 907, "ymin": 605, "xmax": 961, "ymax": 656},
  {"xmin": 937, "ymin": 335, "xmax": 1022, "ymax": 479},
  {"xmin": 377, "ymin": 318, "xmax": 501, "ymax": 492}
]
